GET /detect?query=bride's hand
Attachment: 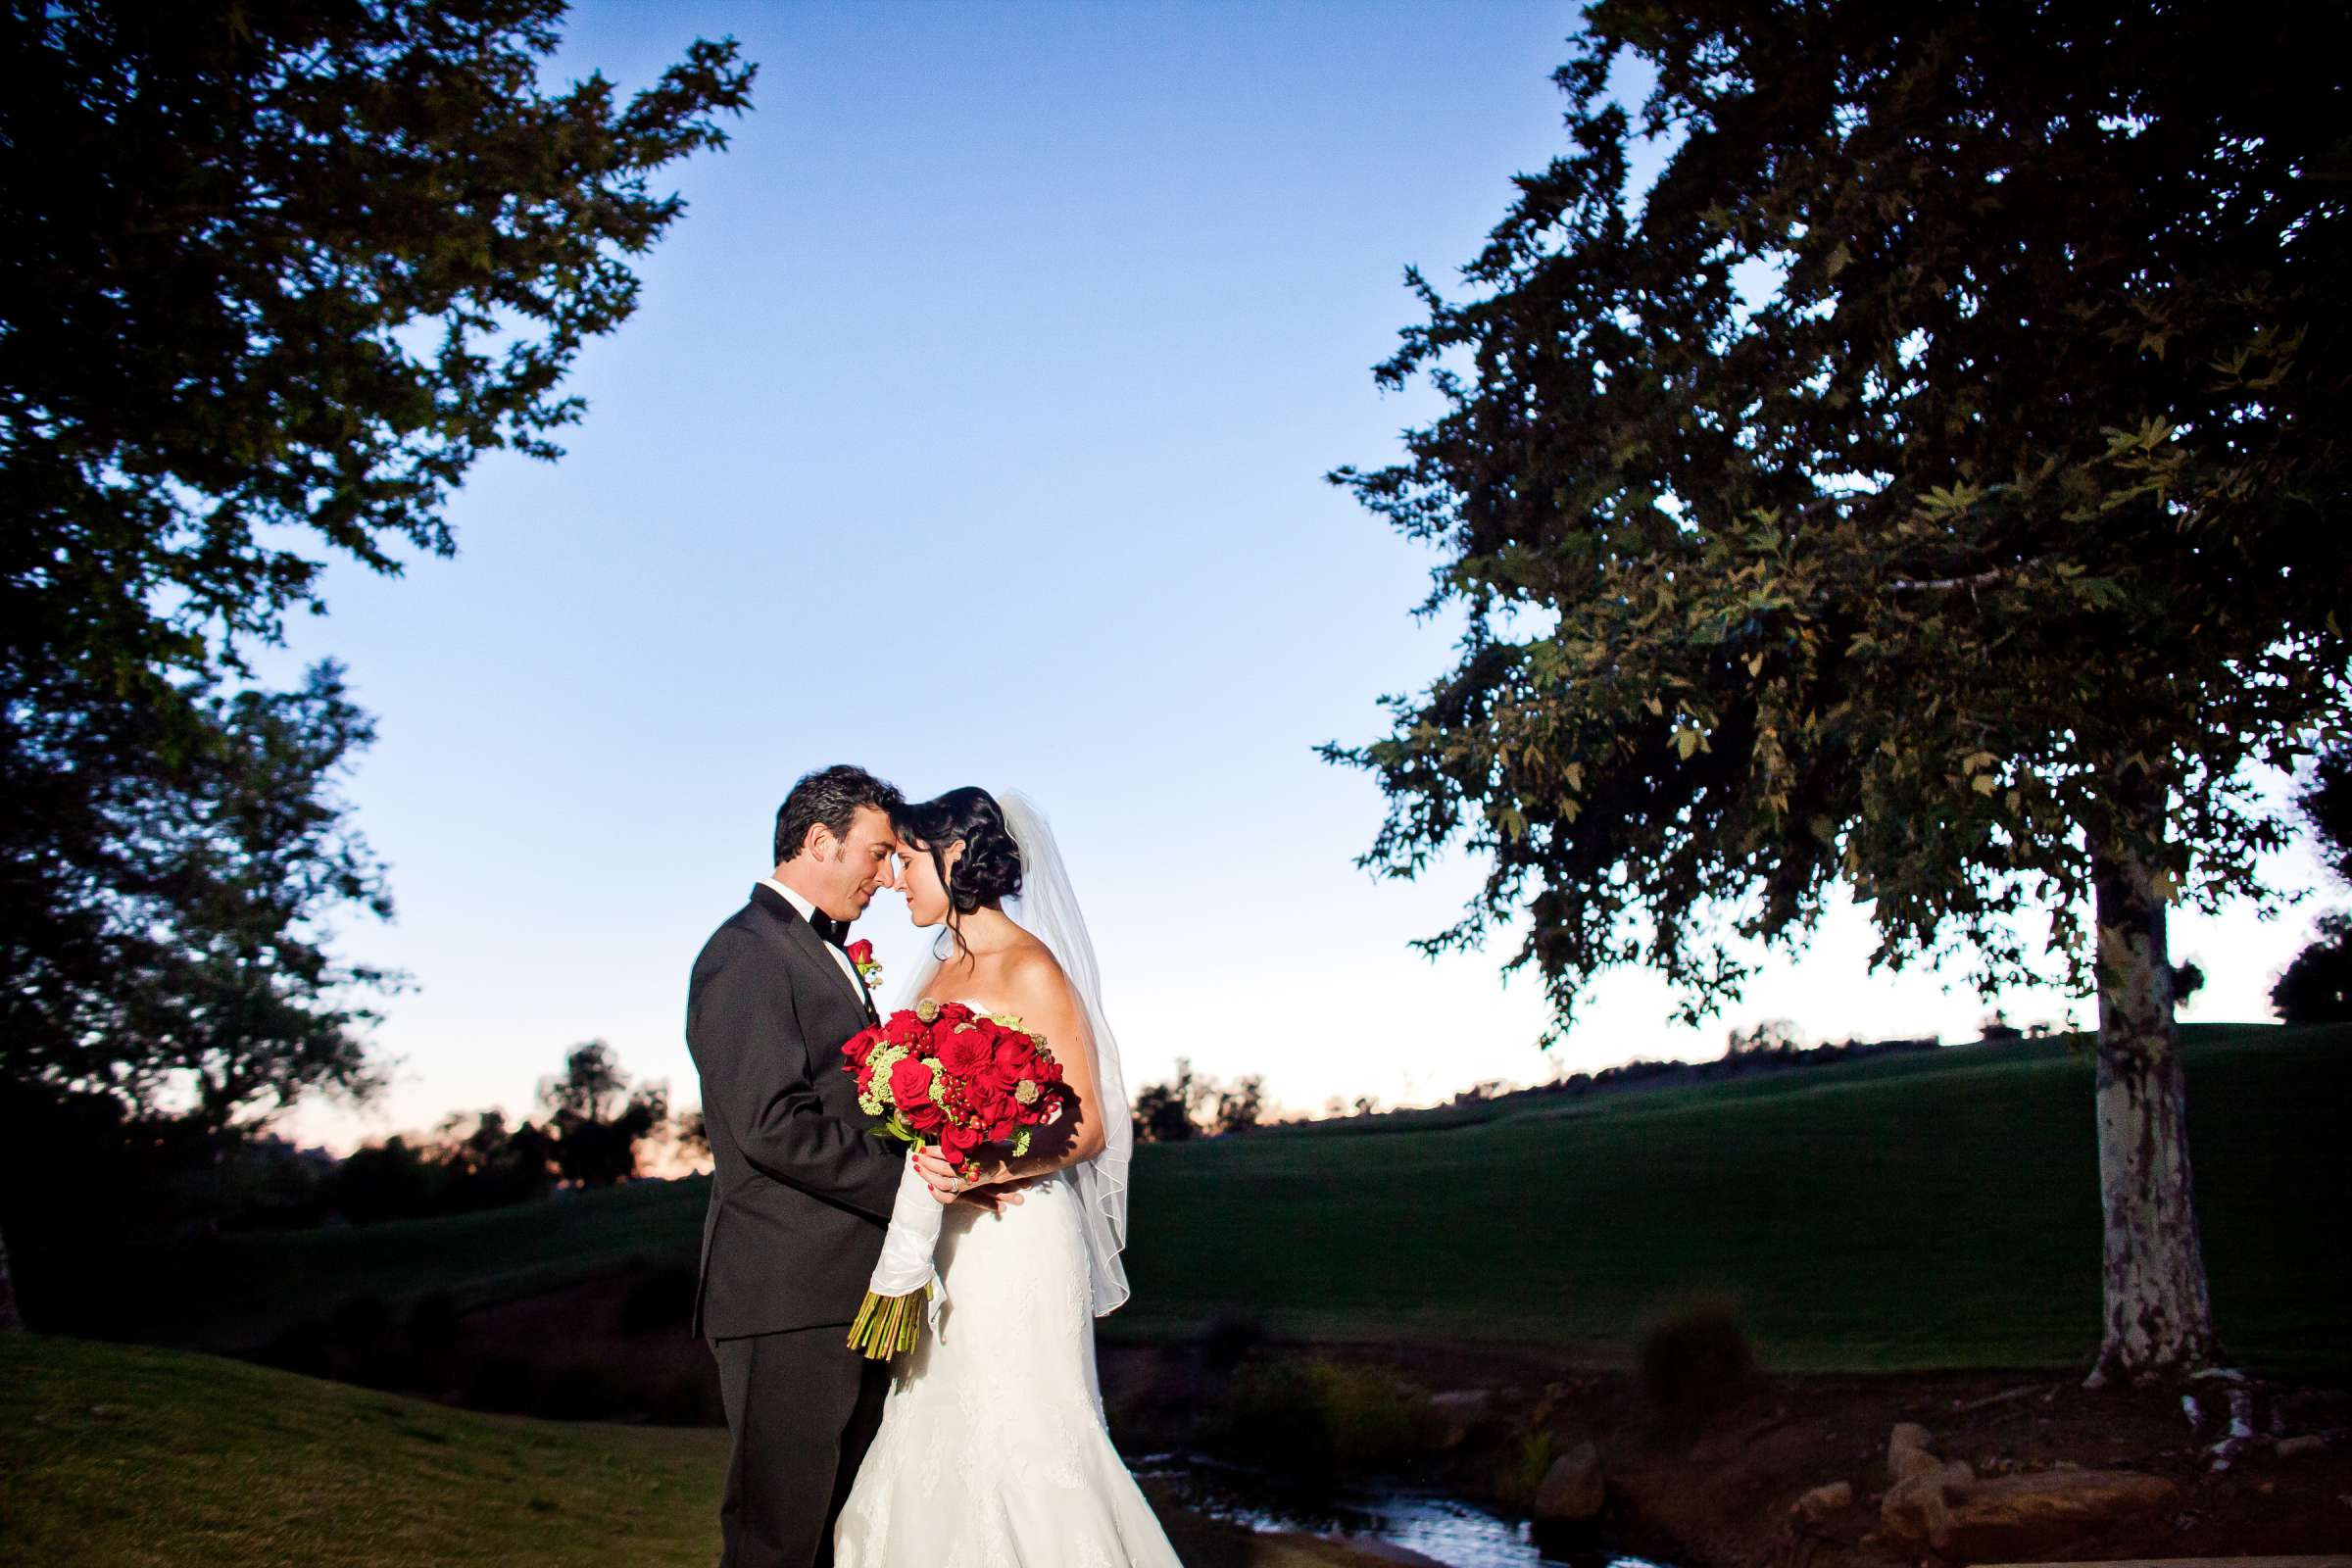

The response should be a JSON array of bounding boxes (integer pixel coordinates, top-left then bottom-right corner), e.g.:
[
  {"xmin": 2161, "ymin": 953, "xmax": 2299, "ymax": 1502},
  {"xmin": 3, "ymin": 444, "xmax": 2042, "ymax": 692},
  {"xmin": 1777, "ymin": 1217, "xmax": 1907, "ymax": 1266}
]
[{"xmin": 911, "ymin": 1147, "xmax": 964, "ymax": 1205}]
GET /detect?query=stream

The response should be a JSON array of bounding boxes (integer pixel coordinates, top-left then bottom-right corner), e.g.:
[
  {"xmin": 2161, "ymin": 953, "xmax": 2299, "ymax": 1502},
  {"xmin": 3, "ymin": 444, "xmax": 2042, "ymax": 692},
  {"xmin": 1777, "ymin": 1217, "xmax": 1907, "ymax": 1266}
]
[{"xmin": 1134, "ymin": 1451, "xmax": 1684, "ymax": 1568}]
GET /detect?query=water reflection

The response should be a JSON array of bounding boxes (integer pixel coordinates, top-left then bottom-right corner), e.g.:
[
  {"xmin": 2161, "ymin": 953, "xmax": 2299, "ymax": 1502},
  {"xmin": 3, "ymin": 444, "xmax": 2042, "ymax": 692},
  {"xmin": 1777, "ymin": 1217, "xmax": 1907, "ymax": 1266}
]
[{"xmin": 1136, "ymin": 1452, "xmax": 1679, "ymax": 1568}]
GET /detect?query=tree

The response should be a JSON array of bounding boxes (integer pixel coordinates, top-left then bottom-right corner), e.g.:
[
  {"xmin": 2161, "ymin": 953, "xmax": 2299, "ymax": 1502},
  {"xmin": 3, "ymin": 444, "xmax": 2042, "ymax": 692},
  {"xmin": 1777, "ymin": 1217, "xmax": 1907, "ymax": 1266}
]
[
  {"xmin": 2, "ymin": 1, "xmax": 756, "ymax": 702},
  {"xmin": 1, "ymin": 665, "xmax": 393, "ymax": 1310},
  {"xmin": 2272, "ymin": 912, "xmax": 2352, "ymax": 1024},
  {"xmin": 1725, "ymin": 1018, "xmax": 1802, "ymax": 1056},
  {"xmin": 430, "ymin": 1108, "xmax": 556, "ymax": 1211},
  {"xmin": 1326, "ymin": 2, "xmax": 2347, "ymax": 1383},
  {"xmin": 2296, "ymin": 741, "xmax": 2352, "ymax": 887},
  {"xmin": 1131, "ymin": 1059, "xmax": 1201, "ymax": 1144},
  {"xmin": 0, "ymin": 1, "xmax": 750, "ymax": 1308},
  {"xmin": 330, "ymin": 1134, "xmax": 438, "ymax": 1226},
  {"xmin": 2269, "ymin": 741, "xmax": 2352, "ymax": 1022},
  {"xmin": 18, "ymin": 663, "xmax": 397, "ymax": 1131},
  {"xmin": 1980, "ymin": 1009, "xmax": 2025, "ymax": 1043},
  {"xmin": 676, "ymin": 1106, "xmax": 711, "ymax": 1162},
  {"xmin": 537, "ymin": 1041, "xmax": 668, "ymax": 1187},
  {"xmin": 1212, "ymin": 1074, "xmax": 1266, "ymax": 1136}
]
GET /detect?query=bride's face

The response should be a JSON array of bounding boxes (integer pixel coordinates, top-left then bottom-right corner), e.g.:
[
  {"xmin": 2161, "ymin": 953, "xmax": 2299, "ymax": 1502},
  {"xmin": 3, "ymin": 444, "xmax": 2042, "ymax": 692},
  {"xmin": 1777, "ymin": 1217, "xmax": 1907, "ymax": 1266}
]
[{"xmin": 896, "ymin": 836, "xmax": 965, "ymax": 928}]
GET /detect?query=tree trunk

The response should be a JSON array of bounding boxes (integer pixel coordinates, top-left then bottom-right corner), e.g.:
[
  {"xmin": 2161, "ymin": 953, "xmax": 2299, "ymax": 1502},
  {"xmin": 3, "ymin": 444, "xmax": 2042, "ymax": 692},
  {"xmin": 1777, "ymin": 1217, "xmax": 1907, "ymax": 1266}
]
[
  {"xmin": 2084, "ymin": 802, "xmax": 2218, "ymax": 1386},
  {"xmin": 0, "ymin": 1217, "xmax": 22, "ymax": 1332}
]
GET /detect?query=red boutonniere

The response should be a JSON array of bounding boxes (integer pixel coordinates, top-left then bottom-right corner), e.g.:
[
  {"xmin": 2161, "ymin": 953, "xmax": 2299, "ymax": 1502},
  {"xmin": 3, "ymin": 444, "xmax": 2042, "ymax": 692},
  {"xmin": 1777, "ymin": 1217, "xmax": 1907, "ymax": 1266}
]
[{"xmin": 845, "ymin": 939, "xmax": 883, "ymax": 988}]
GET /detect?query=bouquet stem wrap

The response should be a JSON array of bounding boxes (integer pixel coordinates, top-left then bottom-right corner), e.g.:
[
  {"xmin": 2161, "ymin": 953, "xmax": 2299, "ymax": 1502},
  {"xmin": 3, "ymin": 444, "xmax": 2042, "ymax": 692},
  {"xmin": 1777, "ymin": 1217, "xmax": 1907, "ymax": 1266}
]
[{"xmin": 846, "ymin": 1158, "xmax": 946, "ymax": 1359}]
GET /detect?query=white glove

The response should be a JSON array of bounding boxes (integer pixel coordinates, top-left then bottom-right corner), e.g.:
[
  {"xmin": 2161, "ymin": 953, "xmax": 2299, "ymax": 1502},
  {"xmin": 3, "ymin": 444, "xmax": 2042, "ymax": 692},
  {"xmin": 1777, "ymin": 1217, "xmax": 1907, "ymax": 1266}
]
[{"xmin": 867, "ymin": 1153, "xmax": 948, "ymax": 1331}]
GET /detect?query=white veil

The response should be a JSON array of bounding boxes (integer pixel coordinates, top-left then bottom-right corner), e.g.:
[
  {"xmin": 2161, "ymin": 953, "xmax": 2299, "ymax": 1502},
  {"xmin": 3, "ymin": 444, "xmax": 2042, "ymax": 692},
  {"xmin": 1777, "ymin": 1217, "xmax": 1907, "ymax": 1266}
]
[{"xmin": 888, "ymin": 789, "xmax": 1133, "ymax": 1317}]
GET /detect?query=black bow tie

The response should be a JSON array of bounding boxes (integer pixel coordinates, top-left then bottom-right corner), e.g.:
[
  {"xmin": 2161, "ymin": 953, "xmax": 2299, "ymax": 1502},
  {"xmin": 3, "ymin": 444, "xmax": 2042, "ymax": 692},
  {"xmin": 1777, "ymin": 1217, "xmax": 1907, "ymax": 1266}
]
[{"xmin": 810, "ymin": 911, "xmax": 851, "ymax": 948}]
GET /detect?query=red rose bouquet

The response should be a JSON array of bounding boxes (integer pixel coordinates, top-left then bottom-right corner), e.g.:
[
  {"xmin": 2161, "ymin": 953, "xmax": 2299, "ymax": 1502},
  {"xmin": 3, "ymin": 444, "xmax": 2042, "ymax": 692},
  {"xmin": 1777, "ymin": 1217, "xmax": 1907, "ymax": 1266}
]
[{"xmin": 839, "ymin": 999, "xmax": 1072, "ymax": 1357}]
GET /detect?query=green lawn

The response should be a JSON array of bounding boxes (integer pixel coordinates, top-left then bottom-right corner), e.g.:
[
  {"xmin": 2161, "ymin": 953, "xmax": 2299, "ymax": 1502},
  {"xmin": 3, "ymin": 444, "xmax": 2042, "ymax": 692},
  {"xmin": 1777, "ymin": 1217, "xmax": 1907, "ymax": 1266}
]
[
  {"xmin": 0, "ymin": 1337, "xmax": 1342, "ymax": 1568},
  {"xmin": 1115, "ymin": 1021, "xmax": 2352, "ymax": 1377},
  {"xmin": 114, "ymin": 1176, "xmax": 714, "ymax": 1348},
  {"xmin": 94, "ymin": 1021, "xmax": 2352, "ymax": 1380},
  {"xmin": 0, "ymin": 1335, "xmax": 728, "ymax": 1568}
]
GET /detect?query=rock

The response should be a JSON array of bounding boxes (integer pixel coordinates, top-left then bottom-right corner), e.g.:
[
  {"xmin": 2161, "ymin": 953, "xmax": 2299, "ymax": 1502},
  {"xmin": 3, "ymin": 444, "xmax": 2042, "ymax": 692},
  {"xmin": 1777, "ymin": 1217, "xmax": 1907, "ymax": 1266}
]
[
  {"xmin": 1533, "ymin": 1440, "xmax": 1606, "ymax": 1524},
  {"xmin": 1936, "ymin": 1469, "xmax": 2178, "ymax": 1558},
  {"xmin": 1880, "ymin": 1458, "xmax": 1975, "ymax": 1551},
  {"xmin": 1302, "ymin": 1535, "xmax": 1447, "ymax": 1566},
  {"xmin": 1886, "ymin": 1421, "xmax": 1940, "ymax": 1482},
  {"xmin": 1426, "ymin": 1390, "xmax": 1493, "ymax": 1449},
  {"xmin": 2278, "ymin": 1433, "xmax": 2328, "ymax": 1458},
  {"xmin": 1789, "ymin": 1480, "xmax": 1853, "ymax": 1523}
]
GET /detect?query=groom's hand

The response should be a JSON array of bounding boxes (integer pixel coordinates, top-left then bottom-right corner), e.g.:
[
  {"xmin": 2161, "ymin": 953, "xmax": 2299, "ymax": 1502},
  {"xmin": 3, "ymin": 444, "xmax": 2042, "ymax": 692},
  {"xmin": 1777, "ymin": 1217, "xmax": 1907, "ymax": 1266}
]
[{"xmin": 959, "ymin": 1179, "xmax": 1031, "ymax": 1214}]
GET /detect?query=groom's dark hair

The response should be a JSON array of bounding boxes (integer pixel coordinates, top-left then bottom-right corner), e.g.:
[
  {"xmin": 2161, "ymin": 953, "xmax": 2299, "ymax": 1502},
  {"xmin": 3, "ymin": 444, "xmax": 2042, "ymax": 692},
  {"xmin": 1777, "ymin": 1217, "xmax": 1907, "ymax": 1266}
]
[{"xmin": 775, "ymin": 764, "xmax": 904, "ymax": 864}]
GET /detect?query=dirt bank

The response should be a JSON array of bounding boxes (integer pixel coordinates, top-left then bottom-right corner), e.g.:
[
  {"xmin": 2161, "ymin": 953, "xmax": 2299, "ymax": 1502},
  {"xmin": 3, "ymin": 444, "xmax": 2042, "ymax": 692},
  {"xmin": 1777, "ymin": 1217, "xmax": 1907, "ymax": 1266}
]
[{"xmin": 1102, "ymin": 1339, "xmax": 2352, "ymax": 1565}]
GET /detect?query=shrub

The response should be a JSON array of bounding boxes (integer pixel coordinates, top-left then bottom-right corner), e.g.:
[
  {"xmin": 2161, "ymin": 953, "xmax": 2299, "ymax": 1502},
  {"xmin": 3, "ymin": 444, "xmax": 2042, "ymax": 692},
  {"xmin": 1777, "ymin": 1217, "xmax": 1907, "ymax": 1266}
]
[
  {"xmin": 1639, "ymin": 1296, "xmax": 1755, "ymax": 1426},
  {"xmin": 1200, "ymin": 1314, "xmax": 1266, "ymax": 1376},
  {"xmin": 1495, "ymin": 1428, "xmax": 1555, "ymax": 1507},
  {"xmin": 327, "ymin": 1291, "xmax": 389, "ymax": 1348},
  {"xmin": 257, "ymin": 1315, "xmax": 334, "ymax": 1379},
  {"xmin": 532, "ymin": 1358, "xmax": 630, "ymax": 1422},
  {"xmin": 648, "ymin": 1368, "xmax": 721, "ymax": 1427},
  {"xmin": 349, "ymin": 1346, "xmax": 427, "ymax": 1394},
  {"xmin": 463, "ymin": 1352, "xmax": 539, "ymax": 1413},
  {"xmin": 405, "ymin": 1289, "xmax": 462, "ymax": 1351},
  {"xmin": 616, "ymin": 1260, "xmax": 698, "ymax": 1337},
  {"xmin": 1202, "ymin": 1357, "xmax": 1435, "ymax": 1479}
]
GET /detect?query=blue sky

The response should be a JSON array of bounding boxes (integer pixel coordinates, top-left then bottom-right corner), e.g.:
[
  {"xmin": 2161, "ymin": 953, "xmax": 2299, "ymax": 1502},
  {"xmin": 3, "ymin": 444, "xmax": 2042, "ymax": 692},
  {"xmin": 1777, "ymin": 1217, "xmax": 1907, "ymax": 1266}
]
[{"xmin": 272, "ymin": 1, "xmax": 2335, "ymax": 1151}]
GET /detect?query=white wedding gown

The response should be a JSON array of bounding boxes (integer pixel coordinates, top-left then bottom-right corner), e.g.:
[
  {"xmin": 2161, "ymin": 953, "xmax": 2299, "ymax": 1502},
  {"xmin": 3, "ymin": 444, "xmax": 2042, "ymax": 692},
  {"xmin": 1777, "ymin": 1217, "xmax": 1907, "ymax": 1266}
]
[{"xmin": 832, "ymin": 1163, "xmax": 1181, "ymax": 1567}]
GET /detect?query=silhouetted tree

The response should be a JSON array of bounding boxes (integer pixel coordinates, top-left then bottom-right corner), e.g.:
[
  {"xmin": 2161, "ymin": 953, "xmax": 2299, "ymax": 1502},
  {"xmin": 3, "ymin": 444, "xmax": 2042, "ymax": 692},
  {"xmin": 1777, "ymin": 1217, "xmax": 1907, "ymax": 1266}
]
[
  {"xmin": 676, "ymin": 1106, "xmax": 711, "ymax": 1161},
  {"xmin": 1327, "ymin": 3, "xmax": 2346, "ymax": 1382},
  {"xmin": 2269, "ymin": 741, "xmax": 2352, "ymax": 1020},
  {"xmin": 1132, "ymin": 1059, "xmax": 1201, "ymax": 1144},
  {"xmin": 538, "ymin": 1042, "xmax": 668, "ymax": 1187},
  {"xmin": 1212, "ymin": 1075, "xmax": 1266, "ymax": 1136},
  {"xmin": 1725, "ymin": 1018, "xmax": 1803, "ymax": 1056},
  {"xmin": 431, "ymin": 1109, "xmax": 556, "ymax": 1211},
  {"xmin": 2273, "ymin": 913, "xmax": 2352, "ymax": 1025},
  {"xmin": 1132, "ymin": 1060, "xmax": 1267, "ymax": 1141},
  {"xmin": 331, "ymin": 1136, "xmax": 438, "ymax": 1226},
  {"xmin": 2297, "ymin": 741, "xmax": 2352, "ymax": 888}
]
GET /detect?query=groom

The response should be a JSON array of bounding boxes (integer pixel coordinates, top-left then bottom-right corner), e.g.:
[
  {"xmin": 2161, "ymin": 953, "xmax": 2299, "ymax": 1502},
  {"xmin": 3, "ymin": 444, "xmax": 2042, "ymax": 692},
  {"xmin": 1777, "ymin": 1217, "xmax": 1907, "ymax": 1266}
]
[{"xmin": 686, "ymin": 764, "xmax": 961, "ymax": 1568}]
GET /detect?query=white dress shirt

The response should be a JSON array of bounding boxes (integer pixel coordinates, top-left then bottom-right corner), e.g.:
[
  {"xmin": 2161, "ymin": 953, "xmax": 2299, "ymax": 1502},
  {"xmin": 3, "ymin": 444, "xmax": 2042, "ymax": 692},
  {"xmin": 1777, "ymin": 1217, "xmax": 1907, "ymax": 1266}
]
[{"xmin": 759, "ymin": 876, "xmax": 867, "ymax": 1003}]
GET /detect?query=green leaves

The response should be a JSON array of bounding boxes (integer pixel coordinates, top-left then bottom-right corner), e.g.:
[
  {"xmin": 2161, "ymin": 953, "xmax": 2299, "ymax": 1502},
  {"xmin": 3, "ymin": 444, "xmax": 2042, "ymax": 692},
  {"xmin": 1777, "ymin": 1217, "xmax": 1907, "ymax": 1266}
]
[
  {"xmin": 1, "ymin": 1, "xmax": 755, "ymax": 1128},
  {"xmin": 1326, "ymin": 0, "xmax": 2352, "ymax": 1040},
  {"xmin": 3, "ymin": 0, "xmax": 756, "ymax": 676}
]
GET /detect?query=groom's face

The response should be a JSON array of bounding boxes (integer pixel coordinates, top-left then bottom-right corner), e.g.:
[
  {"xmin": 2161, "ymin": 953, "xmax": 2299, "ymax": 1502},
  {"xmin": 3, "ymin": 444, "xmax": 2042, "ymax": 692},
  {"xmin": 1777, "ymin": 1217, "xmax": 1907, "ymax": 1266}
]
[{"xmin": 812, "ymin": 805, "xmax": 900, "ymax": 922}]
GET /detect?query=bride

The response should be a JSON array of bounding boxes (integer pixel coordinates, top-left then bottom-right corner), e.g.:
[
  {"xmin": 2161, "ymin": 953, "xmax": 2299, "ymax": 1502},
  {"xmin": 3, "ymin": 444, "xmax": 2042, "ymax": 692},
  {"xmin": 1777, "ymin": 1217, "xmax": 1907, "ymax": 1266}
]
[{"xmin": 832, "ymin": 787, "xmax": 1181, "ymax": 1567}]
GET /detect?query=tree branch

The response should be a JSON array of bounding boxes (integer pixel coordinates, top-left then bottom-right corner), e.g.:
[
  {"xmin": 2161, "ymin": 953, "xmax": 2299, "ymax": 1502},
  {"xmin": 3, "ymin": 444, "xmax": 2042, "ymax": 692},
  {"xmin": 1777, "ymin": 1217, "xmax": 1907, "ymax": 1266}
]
[{"xmin": 1886, "ymin": 566, "xmax": 2013, "ymax": 592}]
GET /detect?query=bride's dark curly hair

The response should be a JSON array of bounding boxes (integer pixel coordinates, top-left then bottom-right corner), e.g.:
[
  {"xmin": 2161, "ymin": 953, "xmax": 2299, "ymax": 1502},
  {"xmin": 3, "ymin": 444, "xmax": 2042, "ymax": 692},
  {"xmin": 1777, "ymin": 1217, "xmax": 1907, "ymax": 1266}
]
[{"xmin": 893, "ymin": 786, "xmax": 1024, "ymax": 916}]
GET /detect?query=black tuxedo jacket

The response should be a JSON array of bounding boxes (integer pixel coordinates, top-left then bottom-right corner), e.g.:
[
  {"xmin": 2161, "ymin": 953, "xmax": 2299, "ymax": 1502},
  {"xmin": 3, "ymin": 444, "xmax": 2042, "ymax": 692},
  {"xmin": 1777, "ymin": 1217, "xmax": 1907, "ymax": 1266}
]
[{"xmin": 686, "ymin": 883, "xmax": 901, "ymax": 1339}]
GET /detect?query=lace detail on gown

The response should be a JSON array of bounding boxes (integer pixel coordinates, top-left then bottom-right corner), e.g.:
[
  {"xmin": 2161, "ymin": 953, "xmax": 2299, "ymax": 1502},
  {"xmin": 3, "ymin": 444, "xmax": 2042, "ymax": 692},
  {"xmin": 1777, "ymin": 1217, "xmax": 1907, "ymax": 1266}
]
[{"xmin": 833, "ymin": 1171, "xmax": 1180, "ymax": 1568}]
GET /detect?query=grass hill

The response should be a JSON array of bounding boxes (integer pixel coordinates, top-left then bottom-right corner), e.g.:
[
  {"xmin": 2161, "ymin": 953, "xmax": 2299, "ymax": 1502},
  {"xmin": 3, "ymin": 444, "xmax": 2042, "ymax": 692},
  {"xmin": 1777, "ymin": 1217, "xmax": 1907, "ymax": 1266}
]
[
  {"xmin": 0, "ymin": 1336, "xmax": 1354, "ymax": 1568},
  {"xmin": 72, "ymin": 1021, "xmax": 2352, "ymax": 1380},
  {"xmin": 1118, "ymin": 1021, "xmax": 2350, "ymax": 1377},
  {"xmin": 0, "ymin": 1334, "xmax": 728, "ymax": 1567}
]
